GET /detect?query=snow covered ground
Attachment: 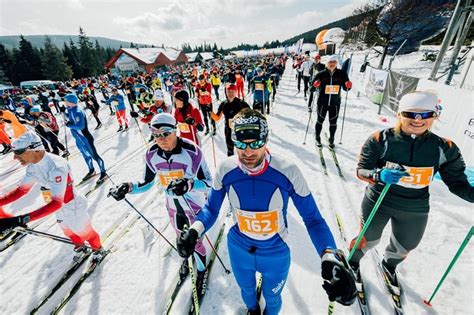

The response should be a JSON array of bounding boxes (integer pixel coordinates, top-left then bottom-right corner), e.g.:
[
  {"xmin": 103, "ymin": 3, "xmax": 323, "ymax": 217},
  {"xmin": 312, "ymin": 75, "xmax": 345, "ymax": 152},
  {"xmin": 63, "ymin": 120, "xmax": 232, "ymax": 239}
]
[{"xmin": 0, "ymin": 55, "xmax": 472, "ymax": 315}]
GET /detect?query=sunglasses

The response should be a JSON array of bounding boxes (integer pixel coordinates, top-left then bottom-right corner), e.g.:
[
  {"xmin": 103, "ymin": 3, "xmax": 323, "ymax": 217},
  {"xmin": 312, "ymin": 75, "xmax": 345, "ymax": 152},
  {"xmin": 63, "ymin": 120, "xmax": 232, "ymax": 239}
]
[
  {"xmin": 13, "ymin": 141, "xmax": 43, "ymax": 155},
  {"xmin": 400, "ymin": 111, "xmax": 436, "ymax": 120},
  {"xmin": 233, "ymin": 139, "xmax": 266, "ymax": 150},
  {"xmin": 151, "ymin": 127, "xmax": 176, "ymax": 139}
]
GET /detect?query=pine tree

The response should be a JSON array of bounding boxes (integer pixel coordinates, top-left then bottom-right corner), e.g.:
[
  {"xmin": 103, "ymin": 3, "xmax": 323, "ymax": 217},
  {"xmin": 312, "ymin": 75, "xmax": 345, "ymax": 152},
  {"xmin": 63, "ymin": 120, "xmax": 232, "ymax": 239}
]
[
  {"xmin": 42, "ymin": 36, "xmax": 72, "ymax": 81},
  {"xmin": 11, "ymin": 35, "xmax": 44, "ymax": 84},
  {"xmin": 63, "ymin": 40, "xmax": 81, "ymax": 78},
  {"xmin": 0, "ymin": 44, "xmax": 13, "ymax": 83},
  {"xmin": 0, "ymin": 64, "xmax": 8, "ymax": 84},
  {"xmin": 78, "ymin": 27, "xmax": 100, "ymax": 77}
]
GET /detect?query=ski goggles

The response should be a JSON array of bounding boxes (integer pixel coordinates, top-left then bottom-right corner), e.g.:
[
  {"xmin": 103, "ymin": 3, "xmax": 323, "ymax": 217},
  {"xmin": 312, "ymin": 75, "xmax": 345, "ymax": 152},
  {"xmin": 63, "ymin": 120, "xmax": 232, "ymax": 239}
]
[
  {"xmin": 400, "ymin": 111, "xmax": 437, "ymax": 120},
  {"xmin": 151, "ymin": 127, "xmax": 176, "ymax": 139},
  {"xmin": 233, "ymin": 139, "xmax": 266, "ymax": 150},
  {"xmin": 13, "ymin": 141, "xmax": 43, "ymax": 155}
]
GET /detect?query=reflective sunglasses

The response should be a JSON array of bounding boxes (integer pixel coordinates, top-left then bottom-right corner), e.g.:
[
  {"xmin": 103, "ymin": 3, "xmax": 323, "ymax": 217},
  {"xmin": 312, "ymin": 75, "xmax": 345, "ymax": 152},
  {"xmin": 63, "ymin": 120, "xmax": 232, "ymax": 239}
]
[
  {"xmin": 400, "ymin": 111, "xmax": 436, "ymax": 120},
  {"xmin": 13, "ymin": 141, "xmax": 43, "ymax": 155},
  {"xmin": 151, "ymin": 127, "xmax": 176, "ymax": 139},
  {"xmin": 233, "ymin": 139, "xmax": 266, "ymax": 150}
]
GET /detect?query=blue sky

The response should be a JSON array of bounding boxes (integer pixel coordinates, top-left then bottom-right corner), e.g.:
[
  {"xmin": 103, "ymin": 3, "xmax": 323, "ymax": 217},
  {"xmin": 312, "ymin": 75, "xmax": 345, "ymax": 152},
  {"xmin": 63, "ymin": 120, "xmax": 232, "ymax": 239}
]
[{"xmin": 0, "ymin": 0, "xmax": 368, "ymax": 48}]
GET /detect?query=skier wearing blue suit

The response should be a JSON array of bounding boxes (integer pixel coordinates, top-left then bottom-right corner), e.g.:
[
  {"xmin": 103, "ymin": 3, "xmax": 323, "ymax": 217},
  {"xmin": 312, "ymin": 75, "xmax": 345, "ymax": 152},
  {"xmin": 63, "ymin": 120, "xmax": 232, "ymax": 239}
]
[
  {"xmin": 177, "ymin": 109, "xmax": 356, "ymax": 314},
  {"xmin": 63, "ymin": 93, "xmax": 107, "ymax": 183}
]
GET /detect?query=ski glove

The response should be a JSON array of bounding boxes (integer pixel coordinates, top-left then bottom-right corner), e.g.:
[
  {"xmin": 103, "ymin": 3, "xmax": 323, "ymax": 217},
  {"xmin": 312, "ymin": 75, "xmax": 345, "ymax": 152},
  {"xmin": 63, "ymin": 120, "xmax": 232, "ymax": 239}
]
[
  {"xmin": 184, "ymin": 117, "xmax": 195, "ymax": 125},
  {"xmin": 321, "ymin": 249, "xmax": 357, "ymax": 306},
  {"xmin": 345, "ymin": 81, "xmax": 353, "ymax": 89},
  {"xmin": 0, "ymin": 214, "xmax": 29, "ymax": 233},
  {"xmin": 374, "ymin": 169, "xmax": 409, "ymax": 185},
  {"xmin": 108, "ymin": 183, "xmax": 131, "ymax": 201},
  {"xmin": 130, "ymin": 111, "xmax": 139, "ymax": 118},
  {"xmin": 177, "ymin": 227, "xmax": 198, "ymax": 258},
  {"xmin": 166, "ymin": 178, "xmax": 193, "ymax": 196},
  {"xmin": 313, "ymin": 80, "xmax": 321, "ymax": 88}
]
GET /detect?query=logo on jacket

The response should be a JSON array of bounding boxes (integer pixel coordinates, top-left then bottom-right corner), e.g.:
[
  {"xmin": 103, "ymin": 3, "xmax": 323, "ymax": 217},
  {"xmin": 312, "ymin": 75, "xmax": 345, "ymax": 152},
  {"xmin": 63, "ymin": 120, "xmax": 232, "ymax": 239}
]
[
  {"xmin": 55, "ymin": 176, "xmax": 62, "ymax": 183},
  {"xmin": 272, "ymin": 279, "xmax": 286, "ymax": 294}
]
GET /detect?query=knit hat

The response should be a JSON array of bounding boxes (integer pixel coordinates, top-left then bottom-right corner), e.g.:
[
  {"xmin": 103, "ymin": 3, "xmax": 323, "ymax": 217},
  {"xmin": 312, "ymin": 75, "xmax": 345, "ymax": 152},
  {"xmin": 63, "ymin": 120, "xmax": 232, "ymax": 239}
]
[
  {"xmin": 398, "ymin": 91, "xmax": 440, "ymax": 113},
  {"xmin": 174, "ymin": 90, "xmax": 189, "ymax": 104},
  {"xmin": 327, "ymin": 55, "xmax": 339, "ymax": 63},
  {"xmin": 12, "ymin": 131, "xmax": 44, "ymax": 152},
  {"xmin": 64, "ymin": 93, "xmax": 78, "ymax": 104},
  {"xmin": 232, "ymin": 110, "xmax": 268, "ymax": 142},
  {"xmin": 30, "ymin": 105, "xmax": 42, "ymax": 113},
  {"xmin": 153, "ymin": 89, "xmax": 164, "ymax": 101},
  {"xmin": 150, "ymin": 113, "xmax": 177, "ymax": 132},
  {"xmin": 227, "ymin": 84, "xmax": 238, "ymax": 92}
]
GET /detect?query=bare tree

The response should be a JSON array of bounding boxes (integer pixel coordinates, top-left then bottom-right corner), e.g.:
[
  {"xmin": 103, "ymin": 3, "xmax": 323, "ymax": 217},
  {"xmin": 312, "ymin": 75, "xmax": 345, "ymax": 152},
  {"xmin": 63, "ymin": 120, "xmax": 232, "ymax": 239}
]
[{"xmin": 376, "ymin": 0, "xmax": 455, "ymax": 68}]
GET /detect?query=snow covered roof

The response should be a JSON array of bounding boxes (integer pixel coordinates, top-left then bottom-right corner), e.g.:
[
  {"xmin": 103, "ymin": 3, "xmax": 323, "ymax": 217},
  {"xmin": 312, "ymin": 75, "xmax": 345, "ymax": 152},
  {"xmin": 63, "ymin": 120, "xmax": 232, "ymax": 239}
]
[
  {"xmin": 121, "ymin": 48, "xmax": 164, "ymax": 64},
  {"xmin": 186, "ymin": 52, "xmax": 200, "ymax": 62},
  {"xmin": 200, "ymin": 52, "xmax": 214, "ymax": 61},
  {"xmin": 106, "ymin": 47, "xmax": 188, "ymax": 69}
]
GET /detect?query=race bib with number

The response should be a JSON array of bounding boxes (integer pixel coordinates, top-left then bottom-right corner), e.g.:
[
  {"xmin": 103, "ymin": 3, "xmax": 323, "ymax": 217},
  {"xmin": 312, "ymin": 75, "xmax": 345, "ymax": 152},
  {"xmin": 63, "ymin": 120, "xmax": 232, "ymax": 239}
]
[
  {"xmin": 41, "ymin": 189, "xmax": 52, "ymax": 203},
  {"xmin": 158, "ymin": 169, "xmax": 185, "ymax": 186},
  {"xmin": 255, "ymin": 83, "xmax": 264, "ymax": 91},
  {"xmin": 386, "ymin": 162, "xmax": 434, "ymax": 189},
  {"xmin": 235, "ymin": 209, "xmax": 279, "ymax": 239},
  {"xmin": 178, "ymin": 122, "xmax": 191, "ymax": 133},
  {"xmin": 325, "ymin": 85, "xmax": 340, "ymax": 95}
]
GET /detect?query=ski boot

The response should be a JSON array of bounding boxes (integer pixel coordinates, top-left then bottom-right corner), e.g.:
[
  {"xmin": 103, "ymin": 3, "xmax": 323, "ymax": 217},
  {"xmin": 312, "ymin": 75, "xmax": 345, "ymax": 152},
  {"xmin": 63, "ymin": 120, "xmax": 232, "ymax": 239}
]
[
  {"xmin": 73, "ymin": 245, "xmax": 91, "ymax": 263},
  {"xmin": 81, "ymin": 170, "xmax": 96, "ymax": 182},
  {"xmin": 196, "ymin": 268, "xmax": 209, "ymax": 296},
  {"xmin": 247, "ymin": 304, "xmax": 261, "ymax": 315},
  {"xmin": 61, "ymin": 150, "xmax": 70, "ymax": 158},
  {"xmin": 96, "ymin": 172, "xmax": 107, "ymax": 186},
  {"xmin": 381, "ymin": 260, "xmax": 399, "ymax": 288},
  {"xmin": 117, "ymin": 125, "xmax": 123, "ymax": 132},
  {"xmin": 179, "ymin": 259, "xmax": 190, "ymax": 281},
  {"xmin": 123, "ymin": 124, "xmax": 129, "ymax": 131},
  {"xmin": 91, "ymin": 247, "xmax": 107, "ymax": 264},
  {"xmin": 315, "ymin": 136, "xmax": 322, "ymax": 148},
  {"xmin": 95, "ymin": 122, "xmax": 102, "ymax": 130},
  {"xmin": 328, "ymin": 137, "xmax": 335, "ymax": 149},
  {"xmin": 204, "ymin": 128, "xmax": 209, "ymax": 135}
]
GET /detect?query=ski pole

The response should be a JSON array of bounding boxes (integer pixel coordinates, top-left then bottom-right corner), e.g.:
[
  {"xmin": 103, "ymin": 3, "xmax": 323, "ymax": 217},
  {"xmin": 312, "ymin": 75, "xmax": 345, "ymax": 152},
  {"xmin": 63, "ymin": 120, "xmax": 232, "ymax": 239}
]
[
  {"xmin": 105, "ymin": 174, "xmax": 177, "ymax": 252},
  {"xmin": 348, "ymin": 184, "xmax": 391, "ymax": 261},
  {"xmin": 338, "ymin": 90, "xmax": 349, "ymax": 145},
  {"xmin": 424, "ymin": 226, "xmax": 473, "ymax": 307},
  {"xmin": 302, "ymin": 94, "xmax": 314, "ymax": 145},
  {"xmin": 210, "ymin": 134, "xmax": 217, "ymax": 169},
  {"xmin": 14, "ymin": 226, "xmax": 93, "ymax": 249},
  {"xmin": 61, "ymin": 113, "xmax": 69, "ymax": 161},
  {"xmin": 181, "ymin": 196, "xmax": 231, "ymax": 274}
]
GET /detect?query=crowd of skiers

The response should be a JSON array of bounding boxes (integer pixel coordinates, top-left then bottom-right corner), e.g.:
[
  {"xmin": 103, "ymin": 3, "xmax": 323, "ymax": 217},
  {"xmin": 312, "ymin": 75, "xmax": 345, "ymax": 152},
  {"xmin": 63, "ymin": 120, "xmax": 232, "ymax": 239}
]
[{"xmin": 0, "ymin": 50, "xmax": 472, "ymax": 315}]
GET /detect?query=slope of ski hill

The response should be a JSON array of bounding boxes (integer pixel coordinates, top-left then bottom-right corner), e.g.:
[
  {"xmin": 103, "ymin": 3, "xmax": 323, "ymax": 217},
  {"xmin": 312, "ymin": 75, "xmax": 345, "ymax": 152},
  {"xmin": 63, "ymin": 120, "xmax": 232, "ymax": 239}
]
[{"xmin": 0, "ymin": 56, "xmax": 472, "ymax": 315}]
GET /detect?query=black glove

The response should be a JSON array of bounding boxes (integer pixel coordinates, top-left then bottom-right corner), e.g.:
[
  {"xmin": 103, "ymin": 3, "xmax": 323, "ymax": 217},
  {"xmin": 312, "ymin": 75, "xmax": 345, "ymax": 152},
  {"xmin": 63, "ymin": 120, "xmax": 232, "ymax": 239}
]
[
  {"xmin": 184, "ymin": 117, "xmax": 195, "ymax": 125},
  {"xmin": 200, "ymin": 87, "xmax": 206, "ymax": 92},
  {"xmin": 0, "ymin": 215, "xmax": 29, "ymax": 233},
  {"xmin": 130, "ymin": 111, "xmax": 139, "ymax": 118},
  {"xmin": 166, "ymin": 178, "xmax": 193, "ymax": 196},
  {"xmin": 65, "ymin": 120, "xmax": 71, "ymax": 127},
  {"xmin": 108, "ymin": 183, "xmax": 131, "ymax": 201},
  {"xmin": 59, "ymin": 106, "xmax": 66, "ymax": 113},
  {"xmin": 177, "ymin": 227, "xmax": 199, "ymax": 258},
  {"xmin": 100, "ymin": 100, "xmax": 106, "ymax": 104},
  {"xmin": 321, "ymin": 249, "xmax": 357, "ymax": 306}
]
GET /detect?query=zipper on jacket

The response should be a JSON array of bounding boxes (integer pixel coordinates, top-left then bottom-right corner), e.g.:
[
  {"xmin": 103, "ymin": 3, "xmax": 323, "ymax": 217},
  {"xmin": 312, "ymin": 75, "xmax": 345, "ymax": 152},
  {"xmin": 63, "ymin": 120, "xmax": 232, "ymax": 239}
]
[{"xmin": 409, "ymin": 135, "xmax": 417, "ymax": 162}]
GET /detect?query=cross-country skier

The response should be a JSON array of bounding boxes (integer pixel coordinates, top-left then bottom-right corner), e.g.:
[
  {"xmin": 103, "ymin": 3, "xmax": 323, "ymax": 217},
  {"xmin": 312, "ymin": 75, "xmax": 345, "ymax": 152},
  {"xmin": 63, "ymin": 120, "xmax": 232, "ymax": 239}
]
[
  {"xmin": 108, "ymin": 112, "xmax": 212, "ymax": 293},
  {"xmin": 211, "ymin": 84, "xmax": 250, "ymax": 156},
  {"xmin": 0, "ymin": 131, "xmax": 104, "ymax": 261},
  {"xmin": 309, "ymin": 55, "xmax": 352, "ymax": 148},
  {"xmin": 62, "ymin": 93, "xmax": 107, "ymax": 184},
  {"xmin": 173, "ymin": 90, "xmax": 204, "ymax": 146},
  {"xmin": 105, "ymin": 88, "xmax": 129, "ymax": 132},
  {"xmin": 176, "ymin": 109, "xmax": 356, "ymax": 314},
  {"xmin": 195, "ymin": 74, "xmax": 215, "ymax": 135},
  {"xmin": 349, "ymin": 91, "xmax": 474, "ymax": 288}
]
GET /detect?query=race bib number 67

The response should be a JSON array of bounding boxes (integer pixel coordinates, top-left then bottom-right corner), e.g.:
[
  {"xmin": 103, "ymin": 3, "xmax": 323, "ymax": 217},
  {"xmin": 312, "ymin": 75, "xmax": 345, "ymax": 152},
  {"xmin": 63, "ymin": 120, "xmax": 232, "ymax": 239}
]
[{"xmin": 158, "ymin": 169, "xmax": 184, "ymax": 186}]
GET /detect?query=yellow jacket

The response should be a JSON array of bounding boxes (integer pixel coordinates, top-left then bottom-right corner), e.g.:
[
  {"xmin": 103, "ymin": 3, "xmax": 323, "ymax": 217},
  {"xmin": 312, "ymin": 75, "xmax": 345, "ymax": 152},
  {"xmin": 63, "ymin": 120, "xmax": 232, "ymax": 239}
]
[{"xmin": 210, "ymin": 74, "xmax": 221, "ymax": 86}]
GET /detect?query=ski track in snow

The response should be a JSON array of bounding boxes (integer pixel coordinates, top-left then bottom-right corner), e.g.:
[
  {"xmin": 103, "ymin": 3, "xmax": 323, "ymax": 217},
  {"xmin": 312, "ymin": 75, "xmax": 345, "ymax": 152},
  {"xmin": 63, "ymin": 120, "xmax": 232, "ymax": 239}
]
[{"xmin": 0, "ymin": 56, "xmax": 472, "ymax": 315}]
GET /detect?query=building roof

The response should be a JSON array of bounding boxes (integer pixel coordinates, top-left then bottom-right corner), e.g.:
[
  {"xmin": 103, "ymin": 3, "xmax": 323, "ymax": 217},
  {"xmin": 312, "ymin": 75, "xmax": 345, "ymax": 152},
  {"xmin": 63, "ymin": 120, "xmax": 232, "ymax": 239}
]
[
  {"xmin": 105, "ymin": 47, "xmax": 188, "ymax": 69},
  {"xmin": 186, "ymin": 52, "xmax": 200, "ymax": 62},
  {"xmin": 200, "ymin": 52, "xmax": 214, "ymax": 61}
]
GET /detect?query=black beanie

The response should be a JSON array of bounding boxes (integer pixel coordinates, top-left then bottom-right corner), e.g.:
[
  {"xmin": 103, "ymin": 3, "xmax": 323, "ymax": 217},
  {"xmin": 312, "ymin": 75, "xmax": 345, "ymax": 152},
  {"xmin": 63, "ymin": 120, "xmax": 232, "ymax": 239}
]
[{"xmin": 174, "ymin": 89, "xmax": 189, "ymax": 104}]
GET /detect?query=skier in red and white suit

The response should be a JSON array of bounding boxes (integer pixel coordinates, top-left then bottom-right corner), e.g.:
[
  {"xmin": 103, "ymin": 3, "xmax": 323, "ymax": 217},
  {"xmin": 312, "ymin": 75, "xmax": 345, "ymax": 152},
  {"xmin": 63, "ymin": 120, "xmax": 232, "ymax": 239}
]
[{"xmin": 0, "ymin": 131, "xmax": 103, "ymax": 255}]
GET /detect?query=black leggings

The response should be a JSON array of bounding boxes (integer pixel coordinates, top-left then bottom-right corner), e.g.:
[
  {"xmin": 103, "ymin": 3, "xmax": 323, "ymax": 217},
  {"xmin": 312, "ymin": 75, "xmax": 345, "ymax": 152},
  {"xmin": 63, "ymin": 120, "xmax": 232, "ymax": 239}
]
[
  {"xmin": 200, "ymin": 104, "xmax": 215, "ymax": 131},
  {"xmin": 349, "ymin": 196, "xmax": 429, "ymax": 268},
  {"xmin": 315, "ymin": 102, "xmax": 340, "ymax": 139}
]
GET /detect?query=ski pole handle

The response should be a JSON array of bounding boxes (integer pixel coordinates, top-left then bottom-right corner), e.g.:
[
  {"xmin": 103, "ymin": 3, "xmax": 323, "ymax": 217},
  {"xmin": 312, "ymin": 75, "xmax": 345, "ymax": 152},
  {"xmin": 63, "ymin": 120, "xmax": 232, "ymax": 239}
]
[
  {"xmin": 348, "ymin": 184, "xmax": 391, "ymax": 261},
  {"xmin": 424, "ymin": 226, "xmax": 473, "ymax": 306}
]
